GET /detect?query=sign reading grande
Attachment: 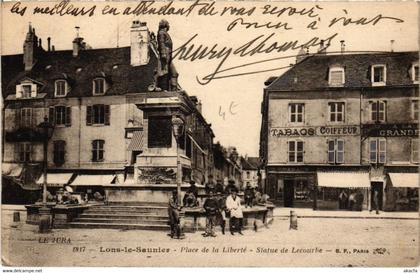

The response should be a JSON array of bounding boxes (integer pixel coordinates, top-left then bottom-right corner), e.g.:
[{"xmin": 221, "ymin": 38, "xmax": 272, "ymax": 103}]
[
  {"xmin": 362, "ymin": 123, "xmax": 419, "ymax": 137},
  {"xmin": 270, "ymin": 125, "xmax": 360, "ymax": 137}
]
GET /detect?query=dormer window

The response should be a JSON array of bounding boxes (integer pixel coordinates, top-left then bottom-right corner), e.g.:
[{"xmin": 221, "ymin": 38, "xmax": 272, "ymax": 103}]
[
  {"xmin": 22, "ymin": 85, "xmax": 32, "ymax": 98},
  {"xmin": 55, "ymin": 80, "xmax": 68, "ymax": 97},
  {"xmin": 371, "ymin": 65, "xmax": 386, "ymax": 86},
  {"xmin": 412, "ymin": 64, "xmax": 419, "ymax": 83},
  {"xmin": 93, "ymin": 78, "xmax": 106, "ymax": 95},
  {"xmin": 16, "ymin": 80, "xmax": 37, "ymax": 99},
  {"xmin": 329, "ymin": 67, "xmax": 345, "ymax": 86}
]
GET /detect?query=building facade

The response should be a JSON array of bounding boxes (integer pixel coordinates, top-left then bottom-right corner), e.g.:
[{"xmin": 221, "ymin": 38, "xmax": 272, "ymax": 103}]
[
  {"xmin": 212, "ymin": 143, "xmax": 242, "ymax": 188},
  {"xmin": 2, "ymin": 22, "xmax": 215, "ymax": 203},
  {"xmin": 260, "ymin": 50, "xmax": 419, "ymax": 211},
  {"xmin": 241, "ymin": 156, "xmax": 261, "ymax": 189}
]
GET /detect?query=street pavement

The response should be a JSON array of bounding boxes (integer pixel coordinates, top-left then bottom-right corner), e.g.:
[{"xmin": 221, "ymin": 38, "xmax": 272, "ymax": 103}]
[{"xmin": 1, "ymin": 205, "xmax": 419, "ymax": 267}]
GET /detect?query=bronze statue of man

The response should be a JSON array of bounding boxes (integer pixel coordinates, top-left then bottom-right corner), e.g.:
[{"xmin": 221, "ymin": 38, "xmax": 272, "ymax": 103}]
[{"xmin": 157, "ymin": 19, "xmax": 178, "ymax": 91}]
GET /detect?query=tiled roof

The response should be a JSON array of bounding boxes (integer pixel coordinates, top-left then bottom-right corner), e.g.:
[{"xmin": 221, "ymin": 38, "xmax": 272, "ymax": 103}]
[
  {"xmin": 266, "ymin": 51, "xmax": 419, "ymax": 91},
  {"xmin": 2, "ymin": 47, "xmax": 158, "ymax": 99},
  {"xmin": 241, "ymin": 156, "xmax": 260, "ymax": 170}
]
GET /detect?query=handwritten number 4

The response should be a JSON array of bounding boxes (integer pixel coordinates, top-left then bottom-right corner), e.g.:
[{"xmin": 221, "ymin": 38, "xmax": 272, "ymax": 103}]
[{"xmin": 219, "ymin": 102, "xmax": 238, "ymax": 120}]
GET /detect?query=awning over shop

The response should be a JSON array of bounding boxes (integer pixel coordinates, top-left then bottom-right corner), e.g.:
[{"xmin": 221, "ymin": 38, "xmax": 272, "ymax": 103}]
[
  {"xmin": 2, "ymin": 163, "xmax": 23, "ymax": 178},
  {"xmin": 388, "ymin": 173, "xmax": 419, "ymax": 188},
  {"xmin": 188, "ymin": 134, "xmax": 207, "ymax": 155},
  {"xmin": 317, "ymin": 172, "xmax": 371, "ymax": 188},
  {"xmin": 36, "ymin": 173, "xmax": 73, "ymax": 186},
  {"xmin": 128, "ymin": 131, "xmax": 144, "ymax": 151},
  {"xmin": 71, "ymin": 174, "xmax": 116, "ymax": 186}
]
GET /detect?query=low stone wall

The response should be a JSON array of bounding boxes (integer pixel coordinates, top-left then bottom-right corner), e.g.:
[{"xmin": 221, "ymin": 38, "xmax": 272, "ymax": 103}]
[
  {"xmin": 182, "ymin": 204, "xmax": 274, "ymax": 232},
  {"xmin": 104, "ymin": 184, "xmax": 206, "ymax": 204},
  {"xmin": 25, "ymin": 203, "xmax": 97, "ymax": 228}
]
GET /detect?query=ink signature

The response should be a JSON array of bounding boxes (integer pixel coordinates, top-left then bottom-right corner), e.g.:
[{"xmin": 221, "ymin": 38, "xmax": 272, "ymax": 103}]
[{"xmin": 173, "ymin": 32, "xmax": 338, "ymax": 85}]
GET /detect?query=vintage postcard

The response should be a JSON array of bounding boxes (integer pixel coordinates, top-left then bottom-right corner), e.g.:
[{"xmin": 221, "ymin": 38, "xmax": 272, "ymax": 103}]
[{"xmin": 1, "ymin": 0, "xmax": 419, "ymax": 269}]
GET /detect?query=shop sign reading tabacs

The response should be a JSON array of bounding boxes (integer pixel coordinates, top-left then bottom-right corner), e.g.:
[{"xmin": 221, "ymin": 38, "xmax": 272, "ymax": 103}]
[{"xmin": 270, "ymin": 125, "xmax": 360, "ymax": 137}]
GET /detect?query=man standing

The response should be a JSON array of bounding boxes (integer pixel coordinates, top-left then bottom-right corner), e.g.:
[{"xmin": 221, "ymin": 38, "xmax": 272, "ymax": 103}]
[
  {"xmin": 226, "ymin": 188, "xmax": 243, "ymax": 235},
  {"xmin": 216, "ymin": 191, "xmax": 227, "ymax": 235},
  {"xmin": 168, "ymin": 190, "xmax": 183, "ymax": 239},
  {"xmin": 205, "ymin": 175, "xmax": 216, "ymax": 194},
  {"xmin": 338, "ymin": 190, "xmax": 348, "ymax": 210},
  {"xmin": 225, "ymin": 180, "xmax": 238, "ymax": 195},
  {"xmin": 371, "ymin": 189, "xmax": 380, "ymax": 214},
  {"xmin": 215, "ymin": 180, "xmax": 224, "ymax": 194},
  {"xmin": 244, "ymin": 182, "xmax": 254, "ymax": 208},
  {"xmin": 203, "ymin": 190, "xmax": 219, "ymax": 237}
]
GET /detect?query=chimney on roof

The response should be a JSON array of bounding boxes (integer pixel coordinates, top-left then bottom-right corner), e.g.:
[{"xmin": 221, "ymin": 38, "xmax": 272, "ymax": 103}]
[
  {"xmin": 197, "ymin": 100, "xmax": 202, "ymax": 114},
  {"xmin": 318, "ymin": 40, "xmax": 327, "ymax": 54},
  {"xmin": 72, "ymin": 26, "xmax": 86, "ymax": 57},
  {"xmin": 47, "ymin": 37, "xmax": 51, "ymax": 51},
  {"xmin": 390, "ymin": 40, "xmax": 395, "ymax": 52},
  {"xmin": 340, "ymin": 40, "xmax": 345, "ymax": 54},
  {"xmin": 130, "ymin": 21, "xmax": 150, "ymax": 66},
  {"xmin": 23, "ymin": 23, "xmax": 43, "ymax": 71},
  {"xmin": 296, "ymin": 46, "xmax": 308, "ymax": 63},
  {"xmin": 52, "ymin": 45, "xmax": 55, "ymax": 51}
]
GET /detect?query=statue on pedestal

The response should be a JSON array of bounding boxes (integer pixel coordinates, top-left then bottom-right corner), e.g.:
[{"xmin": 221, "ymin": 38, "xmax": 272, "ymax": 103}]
[{"xmin": 157, "ymin": 19, "xmax": 179, "ymax": 91}]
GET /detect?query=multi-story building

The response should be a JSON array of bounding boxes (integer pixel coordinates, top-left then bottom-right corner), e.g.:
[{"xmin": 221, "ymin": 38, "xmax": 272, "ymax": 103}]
[
  {"xmin": 1, "ymin": 22, "xmax": 215, "ymax": 203},
  {"xmin": 240, "ymin": 156, "xmax": 261, "ymax": 189},
  {"xmin": 212, "ymin": 143, "xmax": 242, "ymax": 188},
  {"xmin": 260, "ymin": 50, "xmax": 419, "ymax": 211}
]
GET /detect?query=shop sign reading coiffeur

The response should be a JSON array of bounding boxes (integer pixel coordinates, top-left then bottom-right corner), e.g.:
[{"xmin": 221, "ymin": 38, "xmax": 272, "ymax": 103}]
[{"xmin": 270, "ymin": 125, "xmax": 359, "ymax": 137}]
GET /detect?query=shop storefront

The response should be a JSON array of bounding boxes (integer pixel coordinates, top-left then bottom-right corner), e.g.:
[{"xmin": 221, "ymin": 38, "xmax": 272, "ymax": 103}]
[
  {"xmin": 316, "ymin": 172, "xmax": 370, "ymax": 211},
  {"xmin": 266, "ymin": 168, "xmax": 316, "ymax": 208},
  {"xmin": 385, "ymin": 173, "xmax": 419, "ymax": 211}
]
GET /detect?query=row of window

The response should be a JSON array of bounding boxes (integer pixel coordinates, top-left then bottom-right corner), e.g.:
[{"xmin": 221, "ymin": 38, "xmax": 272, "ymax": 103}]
[
  {"xmin": 328, "ymin": 64, "xmax": 419, "ymax": 86},
  {"xmin": 288, "ymin": 100, "xmax": 419, "ymax": 124},
  {"xmin": 16, "ymin": 104, "xmax": 111, "ymax": 127},
  {"xmin": 55, "ymin": 78, "xmax": 106, "ymax": 97},
  {"xmin": 16, "ymin": 140, "xmax": 105, "ymax": 164},
  {"xmin": 18, "ymin": 78, "xmax": 107, "ymax": 99},
  {"xmin": 287, "ymin": 138, "xmax": 419, "ymax": 164},
  {"xmin": 17, "ymin": 64, "xmax": 420, "ymax": 98},
  {"xmin": 16, "ymin": 137, "xmax": 418, "ymax": 165}
]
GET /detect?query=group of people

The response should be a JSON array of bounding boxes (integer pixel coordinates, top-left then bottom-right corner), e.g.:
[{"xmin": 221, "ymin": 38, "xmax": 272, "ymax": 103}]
[
  {"xmin": 168, "ymin": 176, "xmax": 266, "ymax": 239},
  {"xmin": 338, "ymin": 189, "xmax": 368, "ymax": 212}
]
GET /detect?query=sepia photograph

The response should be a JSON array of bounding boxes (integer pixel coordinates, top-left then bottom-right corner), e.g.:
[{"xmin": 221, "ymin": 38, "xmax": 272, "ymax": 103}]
[{"xmin": 0, "ymin": 0, "xmax": 419, "ymax": 269}]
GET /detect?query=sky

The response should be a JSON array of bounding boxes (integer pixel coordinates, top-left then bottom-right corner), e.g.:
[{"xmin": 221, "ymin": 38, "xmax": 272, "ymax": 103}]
[{"xmin": 1, "ymin": 1, "xmax": 419, "ymax": 156}]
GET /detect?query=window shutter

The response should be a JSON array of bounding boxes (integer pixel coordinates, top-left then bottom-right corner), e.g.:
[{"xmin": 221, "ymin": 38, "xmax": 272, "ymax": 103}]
[
  {"xmin": 104, "ymin": 105, "xmax": 110, "ymax": 125},
  {"xmin": 384, "ymin": 101, "xmax": 387, "ymax": 122},
  {"xmin": 65, "ymin": 107, "xmax": 72, "ymax": 126},
  {"xmin": 86, "ymin": 106, "xmax": 92, "ymax": 126},
  {"xmin": 367, "ymin": 65, "xmax": 372, "ymax": 81},
  {"xmin": 15, "ymin": 85, "xmax": 23, "ymax": 98},
  {"xmin": 14, "ymin": 143, "xmax": 20, "ymax": 162},
  {"xmin": 325, "ymin": 67, "xmax": 330, "ymax": 81},
  {"xmin": 49, "ymin": 107, "xmax": 55, "ymax": 124},
  {"xmin": 31, "ymin": 83, "xmax": 37, "ymax": 98},
  {"xmin": 15, "ymin": 108, "xmax": 21, "ymax": 127},
  {"xmin": 327, "ymin": 140, "xmax": 335, "ymax": 163},
  {"xmin": 91, "ymin": 140, "xmax": 95, "ymax": 161},
  {"xmin": 29, "ymin": 108, "xmax": 34, "ymax": 127},
  {"xmin": 30, "ymin": 144, "xmax": 34, "ymax": 162},
  {"xmin": 53, "ymin": 141, "xmax": 57, "ymax": 164}
]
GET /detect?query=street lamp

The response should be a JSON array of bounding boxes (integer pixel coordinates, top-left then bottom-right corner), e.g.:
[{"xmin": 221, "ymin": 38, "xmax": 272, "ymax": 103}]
[
  {"xmin": 37, "ymin": 116, "xmax": 54, "ymax": 232},
  {"xmin": 172, "ymin": 116, "xmax": 184, "ymax": 203}
]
